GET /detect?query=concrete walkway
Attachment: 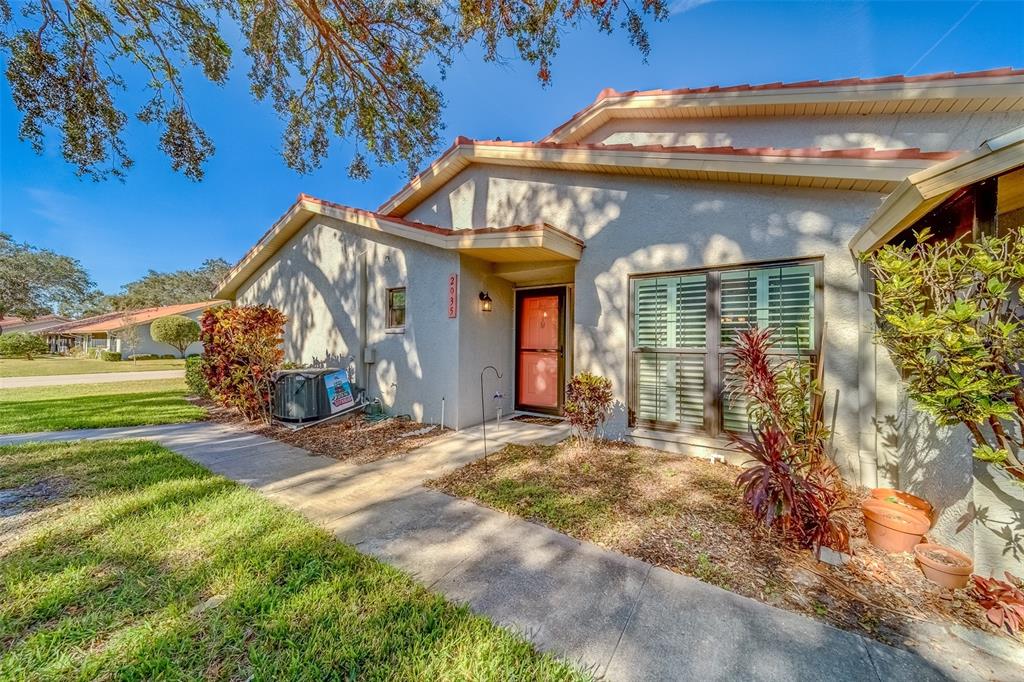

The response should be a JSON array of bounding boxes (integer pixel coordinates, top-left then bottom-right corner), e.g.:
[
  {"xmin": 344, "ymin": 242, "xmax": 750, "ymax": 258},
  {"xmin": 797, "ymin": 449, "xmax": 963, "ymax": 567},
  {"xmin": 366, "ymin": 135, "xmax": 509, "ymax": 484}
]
[
  {"xmin": 0, "ymin": 369, "xmax": 184, "ymax": 389},
  {"xmin": 0, "ymin": 422, "xmax": 998, "ymax": 681}
]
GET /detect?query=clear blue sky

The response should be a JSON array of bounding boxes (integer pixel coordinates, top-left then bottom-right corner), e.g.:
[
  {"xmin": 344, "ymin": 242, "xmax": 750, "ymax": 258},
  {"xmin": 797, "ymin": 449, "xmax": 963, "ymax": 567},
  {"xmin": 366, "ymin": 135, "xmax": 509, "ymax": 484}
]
[{"xmin": 2, "ymin": 0, "xmax": 1023, "ymax": 293}]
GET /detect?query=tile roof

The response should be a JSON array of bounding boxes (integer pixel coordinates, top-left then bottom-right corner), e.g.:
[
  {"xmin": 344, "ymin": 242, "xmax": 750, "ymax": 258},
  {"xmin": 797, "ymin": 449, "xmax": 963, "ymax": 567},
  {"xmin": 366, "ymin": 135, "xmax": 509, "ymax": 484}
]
[
  {"xmin": 547, "ymin": 67, "xmax": 1024, "ymax": 138},
  {"xmin": 57, "ymin": 301, "xmax": 226, "ymax": 334}
]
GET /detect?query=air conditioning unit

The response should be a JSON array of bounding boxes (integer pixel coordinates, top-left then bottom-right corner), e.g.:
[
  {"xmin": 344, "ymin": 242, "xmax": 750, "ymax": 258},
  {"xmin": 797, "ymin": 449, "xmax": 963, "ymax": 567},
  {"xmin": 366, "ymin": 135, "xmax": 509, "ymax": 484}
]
[{"xmin": 272, "ymin": 368, "xmax": 339, "ymax": 423}]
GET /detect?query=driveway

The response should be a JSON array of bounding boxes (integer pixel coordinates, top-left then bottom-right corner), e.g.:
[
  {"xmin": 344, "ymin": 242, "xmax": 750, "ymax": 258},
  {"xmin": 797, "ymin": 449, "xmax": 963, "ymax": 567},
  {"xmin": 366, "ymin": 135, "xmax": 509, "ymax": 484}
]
[{"xmin": 0, "ymin": 369, "xmax": 184, "ymax": 389}]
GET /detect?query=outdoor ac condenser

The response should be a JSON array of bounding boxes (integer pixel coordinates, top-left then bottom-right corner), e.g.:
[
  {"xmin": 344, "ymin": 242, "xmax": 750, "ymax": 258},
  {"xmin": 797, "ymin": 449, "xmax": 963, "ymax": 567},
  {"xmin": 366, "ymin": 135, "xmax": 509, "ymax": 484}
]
[{"xmin": 272, "ymin": 368, "xmax": 339, "ymax": 423}]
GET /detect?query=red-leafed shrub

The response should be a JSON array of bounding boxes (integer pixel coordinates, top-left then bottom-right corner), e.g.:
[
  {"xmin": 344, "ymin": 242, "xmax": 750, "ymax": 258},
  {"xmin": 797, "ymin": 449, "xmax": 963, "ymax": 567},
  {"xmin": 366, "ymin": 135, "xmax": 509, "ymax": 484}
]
[
  {"xmin": 969, "ymin": 572, "xmax": 1024, "ymax": 635},
  {"xmin": 728, "ymin": 326, "xmax": 849, "ymax": 557},
  {"xmin": 200, "ymin": 305, "xmax": 286, "ymax": 423},
  {"xmin": 564, "ymin": 371, "xmax": 613, "ymax": 448}
]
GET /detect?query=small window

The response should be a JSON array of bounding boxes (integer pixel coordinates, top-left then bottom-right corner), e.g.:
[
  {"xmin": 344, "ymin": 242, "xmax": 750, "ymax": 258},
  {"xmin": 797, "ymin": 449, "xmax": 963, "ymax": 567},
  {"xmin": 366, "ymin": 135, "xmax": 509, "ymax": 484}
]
[{"xmin": 387, "ymin": 288, "xmax": 406, "ymax": 329}]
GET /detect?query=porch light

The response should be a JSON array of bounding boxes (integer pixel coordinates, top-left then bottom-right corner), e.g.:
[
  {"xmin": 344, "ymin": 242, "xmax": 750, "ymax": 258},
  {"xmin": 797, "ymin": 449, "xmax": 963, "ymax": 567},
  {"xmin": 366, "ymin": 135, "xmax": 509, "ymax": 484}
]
[{"xmin": 479, "ymin": 291, "xmax": 493, "ymax": 312}]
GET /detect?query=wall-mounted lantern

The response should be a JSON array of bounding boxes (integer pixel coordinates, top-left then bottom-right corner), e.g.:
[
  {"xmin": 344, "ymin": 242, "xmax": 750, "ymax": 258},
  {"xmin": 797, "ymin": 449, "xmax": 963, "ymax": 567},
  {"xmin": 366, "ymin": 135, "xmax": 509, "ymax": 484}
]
[{"xmin": 479, "ymin": 291, "xmax": 493, "ymax": 313}]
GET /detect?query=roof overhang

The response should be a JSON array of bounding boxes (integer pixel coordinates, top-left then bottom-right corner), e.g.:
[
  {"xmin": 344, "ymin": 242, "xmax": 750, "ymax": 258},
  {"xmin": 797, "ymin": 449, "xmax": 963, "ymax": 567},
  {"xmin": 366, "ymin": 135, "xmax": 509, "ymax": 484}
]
[
  {"xmin": 378, "ymin": 139, "xmax": 953, "ymax": 217},
  {"xmin": 849, "ymin": 125, "xmax": 1024, "ymax": 253},
  {"xmin": 545, "ymin": 70, "xmax": 1024, "ymax": 144},
  {"xmin": 215, "ymin": 195, "xmax": 584, "ymax": 299}
]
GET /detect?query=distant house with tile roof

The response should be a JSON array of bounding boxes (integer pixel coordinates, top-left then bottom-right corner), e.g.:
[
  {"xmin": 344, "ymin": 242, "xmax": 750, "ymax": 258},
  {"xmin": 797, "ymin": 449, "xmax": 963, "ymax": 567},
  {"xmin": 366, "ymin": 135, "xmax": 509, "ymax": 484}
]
[
  {"xmin": 55, "ymin": 300, "xmax": 227, "ymax": 358},
  {"xmin": 215, "ymin": 67, "xmax": 1024, "ymax": 576}
]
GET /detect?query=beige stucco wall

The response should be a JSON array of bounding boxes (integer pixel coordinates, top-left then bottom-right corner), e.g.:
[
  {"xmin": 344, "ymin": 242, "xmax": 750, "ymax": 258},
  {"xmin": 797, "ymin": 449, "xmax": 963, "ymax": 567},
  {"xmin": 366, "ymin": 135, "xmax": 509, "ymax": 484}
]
[
  {"xmin": 234, "ymin": 215, "xmax": 461, "ymax": 424},
  {"xmin": 580, "ymin": 112, "xmax": 1024, "ymax": 152},
  {"xmin": 114, "ymin": 308, "xmax": 209, "ymax": 358}
]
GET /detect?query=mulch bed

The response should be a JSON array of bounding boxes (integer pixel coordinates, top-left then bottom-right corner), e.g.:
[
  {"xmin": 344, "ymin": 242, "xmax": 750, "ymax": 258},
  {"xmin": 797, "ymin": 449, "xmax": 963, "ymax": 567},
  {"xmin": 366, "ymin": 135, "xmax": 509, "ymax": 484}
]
[
  {"xmin": 428, "ymin": 440, "xmax": 1022, "ymax": 662},
  {"xmin": 192, "ymin": 398, "xmax": 447, "ymax": 464}
]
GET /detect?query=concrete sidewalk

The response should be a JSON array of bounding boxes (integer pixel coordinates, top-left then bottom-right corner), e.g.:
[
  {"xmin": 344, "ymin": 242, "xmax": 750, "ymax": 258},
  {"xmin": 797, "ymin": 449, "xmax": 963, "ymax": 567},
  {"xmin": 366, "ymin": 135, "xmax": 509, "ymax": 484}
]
[
  {"xmin": 0, "ymin": 422, "xmax": 995, "ymax": 681},
  {"xmin": 0, "ymin": 369, "xmax": 184, "ymax": 389}
]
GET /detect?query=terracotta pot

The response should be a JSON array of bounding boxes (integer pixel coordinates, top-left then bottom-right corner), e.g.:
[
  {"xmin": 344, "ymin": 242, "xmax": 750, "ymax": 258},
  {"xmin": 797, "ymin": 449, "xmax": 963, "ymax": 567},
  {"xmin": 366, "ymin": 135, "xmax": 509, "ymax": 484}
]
[
  {"xmin": 870, "ymin": 488, "xmax": 933, "ymax": 526},
  {"xmin": 914, "ymin": 543, "xmax": 973, "ymax": 589},
  {"xmin": 860, "ymin": 499, "xmax": 930, "ymax": 553}
]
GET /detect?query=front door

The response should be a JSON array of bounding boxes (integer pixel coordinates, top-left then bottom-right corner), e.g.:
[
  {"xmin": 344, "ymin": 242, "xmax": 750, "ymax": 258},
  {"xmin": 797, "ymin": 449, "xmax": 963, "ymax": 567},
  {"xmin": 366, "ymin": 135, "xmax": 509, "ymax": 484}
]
[{"xmin": 515, "ymin": 288, "xmax": 565, "ymax": 414}]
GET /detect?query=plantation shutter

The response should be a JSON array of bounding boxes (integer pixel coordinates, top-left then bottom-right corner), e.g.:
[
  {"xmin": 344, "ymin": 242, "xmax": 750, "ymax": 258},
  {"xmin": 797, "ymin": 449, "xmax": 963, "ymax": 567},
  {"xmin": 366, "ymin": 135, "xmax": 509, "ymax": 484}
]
[
  {"xmin": 633, "ymin": 274, "xmax": 707, "ymax": 429},
  {"xmin": 630, "ymin": 260, "xmax": 818, "ymax": 437}
]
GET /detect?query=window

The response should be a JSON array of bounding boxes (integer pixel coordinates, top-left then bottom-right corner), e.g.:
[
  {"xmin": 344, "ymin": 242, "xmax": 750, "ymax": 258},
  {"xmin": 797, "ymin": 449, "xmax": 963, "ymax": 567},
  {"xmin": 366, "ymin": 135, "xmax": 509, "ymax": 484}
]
[
  {"xmin": 386, "ymin": 288, "xmax": 406, "ymax": 329},
  {"xmin": 629, "ymin": 260, "xmax": 820, "ymax": 436}
]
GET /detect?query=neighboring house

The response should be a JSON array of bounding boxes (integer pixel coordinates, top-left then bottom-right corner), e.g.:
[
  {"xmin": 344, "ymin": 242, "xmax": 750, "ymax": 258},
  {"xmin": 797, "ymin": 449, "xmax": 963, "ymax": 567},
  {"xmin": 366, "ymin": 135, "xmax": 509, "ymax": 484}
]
[
  {"xmin": 0, "ymin": 314, "xmax": 75, "ymax": 353},
  {"xmin": 216, "ymin": 68, "xmax": 1024, "ymax": 575},
  {"xmin": 54, "ymin": 301, "xmax": 227, "ymax": 358}
]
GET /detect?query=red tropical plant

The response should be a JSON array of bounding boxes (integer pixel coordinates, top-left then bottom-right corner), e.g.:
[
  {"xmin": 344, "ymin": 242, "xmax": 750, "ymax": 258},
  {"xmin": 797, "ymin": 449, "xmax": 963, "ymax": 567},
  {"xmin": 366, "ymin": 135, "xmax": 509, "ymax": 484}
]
[
  {"xmin": 969, "ymin": 572, "xmax": 1024, "ymax": 635},
  {"xmin": 729, "ymin": 326, "xmax": 849, "ymax": 557},
  {"xmin": 564, "ymin": 371, "xmax": 614, "ymax": 448},
  {"xmin": 200, "ymin": 305, "xmax": 286, "ymax": 423}
]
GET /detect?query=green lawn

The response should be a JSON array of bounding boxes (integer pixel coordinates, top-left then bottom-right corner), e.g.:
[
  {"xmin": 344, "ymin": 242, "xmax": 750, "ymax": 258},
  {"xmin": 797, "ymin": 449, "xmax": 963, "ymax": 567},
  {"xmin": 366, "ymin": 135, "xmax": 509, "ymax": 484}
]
[
  {"xmin": 0, "ymin": 440, "xmax": 586, "ymax": 680},
  {"xmin": 0, "ymin": 356, "xmax": 185, "ymax": 378},
  {"xmin": 0, "ymin": 379, "xmax": 205, "ymax": 434}
]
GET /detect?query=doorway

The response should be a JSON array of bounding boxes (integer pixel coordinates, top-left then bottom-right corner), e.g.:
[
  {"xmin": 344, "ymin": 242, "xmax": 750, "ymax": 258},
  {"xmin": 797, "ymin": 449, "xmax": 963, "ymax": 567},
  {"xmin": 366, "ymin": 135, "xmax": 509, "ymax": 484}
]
[{"xmin": 515, "ymin": 287, "xmax": 565, "ymax": 415}]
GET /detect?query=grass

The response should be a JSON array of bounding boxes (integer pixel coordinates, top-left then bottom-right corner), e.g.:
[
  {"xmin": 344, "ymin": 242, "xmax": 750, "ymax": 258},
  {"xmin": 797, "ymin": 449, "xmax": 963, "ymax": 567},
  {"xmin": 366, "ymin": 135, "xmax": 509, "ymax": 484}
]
[
  {"xmin": 0, "ymin": 356, "xmax": 184, "ymax": 378},
  {"xmin": 0, "ymin": 379, "xmax": 205, "ymax": 434},
  {"xmin": 0, "ymin": 440, "xmax": 586, "ymax": 680}
]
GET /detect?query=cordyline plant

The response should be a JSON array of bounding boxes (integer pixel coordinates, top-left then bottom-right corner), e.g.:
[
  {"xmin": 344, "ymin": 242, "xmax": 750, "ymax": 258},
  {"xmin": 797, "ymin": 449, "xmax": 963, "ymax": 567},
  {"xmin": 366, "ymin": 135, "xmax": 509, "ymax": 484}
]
[
  {"xmin": 863, "ymin": 227, "xmax": 1024, "ymax": 483},
  {"xmin": 728, "ymin": 327, "xmax": 850, "ymax": 558},
  {"xmin": 968, "ymin": 572, "xmax": 1024, "ymax": 636},
  {"xmin": 200, "ymin": 305, "xmax": 286, "ymax": 423},
  {"xmin": 564, "ymin": 371, "xmax": 614, "ymax": 448}
]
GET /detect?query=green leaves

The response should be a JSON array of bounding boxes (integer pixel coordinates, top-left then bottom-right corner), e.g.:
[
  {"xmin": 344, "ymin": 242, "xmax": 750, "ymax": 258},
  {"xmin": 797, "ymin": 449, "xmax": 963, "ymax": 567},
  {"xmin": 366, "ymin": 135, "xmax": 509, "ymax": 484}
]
[
  {"xmin": 866, "ymin": 226, "xmax": 1024, "ymax": 483},
  {"xmin": 3, "ymin": 1, "xmax": 668, "ymax": 181}
]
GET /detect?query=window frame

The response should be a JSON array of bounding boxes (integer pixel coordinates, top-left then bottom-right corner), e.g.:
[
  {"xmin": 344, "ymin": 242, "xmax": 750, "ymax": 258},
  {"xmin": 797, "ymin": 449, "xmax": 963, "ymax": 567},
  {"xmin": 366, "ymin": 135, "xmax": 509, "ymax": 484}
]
[
  {"xmin": 627, "ymin": 257, "xmax": 824, "ymax": 438},
  {"xmin": 386, "ymin": 287, "xmax": 407, "ymax": 331}
]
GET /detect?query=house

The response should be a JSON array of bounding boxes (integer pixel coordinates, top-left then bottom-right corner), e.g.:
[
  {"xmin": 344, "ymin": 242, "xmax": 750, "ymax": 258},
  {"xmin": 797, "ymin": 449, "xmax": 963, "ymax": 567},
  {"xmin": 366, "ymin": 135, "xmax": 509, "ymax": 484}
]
[
  {"xmin": 0, "ymin": 314, "xmax": 75, "ymax": 353},
  {"xmin": 54, "ymin": 301, "xmax": 227, "ymax": 358},
  {"xmin": 216, "ymin": 68, "xmax": 1024, "ymax": 575}
]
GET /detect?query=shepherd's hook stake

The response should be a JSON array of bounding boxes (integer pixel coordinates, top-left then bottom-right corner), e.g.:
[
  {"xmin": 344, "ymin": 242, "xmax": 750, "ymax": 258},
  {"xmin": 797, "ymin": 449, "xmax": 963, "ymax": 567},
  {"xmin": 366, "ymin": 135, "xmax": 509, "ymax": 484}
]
[{"xmin": 480, "ymin": 365, "xmax": 502, "ymax": 465}]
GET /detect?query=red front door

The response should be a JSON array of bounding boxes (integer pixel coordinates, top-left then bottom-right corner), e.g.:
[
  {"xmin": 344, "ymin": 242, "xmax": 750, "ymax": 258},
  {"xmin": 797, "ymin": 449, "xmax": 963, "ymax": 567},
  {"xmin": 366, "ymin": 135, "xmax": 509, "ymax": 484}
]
[{"xmin": 516, "ymin": 288, "xmax": 564, "ymax": 414}]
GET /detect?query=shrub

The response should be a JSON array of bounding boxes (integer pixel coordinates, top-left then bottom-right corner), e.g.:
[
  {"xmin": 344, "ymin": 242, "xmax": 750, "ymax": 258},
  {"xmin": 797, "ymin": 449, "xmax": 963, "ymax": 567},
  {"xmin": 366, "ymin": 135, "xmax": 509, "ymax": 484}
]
[
  {"xmin": 151, "ymin": 315, "xmax": 201, "ymax": 357},
  {"xmin": 864, "ymin": 227, "xmax": 1024, "ymax": 483},
  {"xmin": 185, "ymin": 356, "xmax": 210, "ymax": 398},
  {"xmin": 160, "ymin": 354, "xmax": 176, "ymax": 359},
  {"xmin": 127, "ymin": 353, "xmax": 158, "ymax": 361},
  {"xmin": 100, "ymin": 350, "xmax": 121, "ymax": 362},
  {"xmin": 200, "ymin": 305, "xmax": 286, "ymax": 423},
  {"xmin": 969, "ymin": 572, "xmax": 1024, "ymax": 635},
  {"xmin": 727, "ymin": 326, "xmax": 849, "ymax": 557},
  {"xmin": 0, "ymin": 332, "xmax": 48, "ymax": 359},
  {"xmin": 564, "ymin": 371, "xmax": 613, "ymax": 447}
]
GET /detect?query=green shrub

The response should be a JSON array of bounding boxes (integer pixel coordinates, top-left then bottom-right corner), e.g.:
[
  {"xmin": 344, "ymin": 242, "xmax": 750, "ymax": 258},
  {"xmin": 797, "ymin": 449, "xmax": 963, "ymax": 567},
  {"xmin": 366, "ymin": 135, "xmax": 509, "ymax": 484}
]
[
  {"xmin": 151, "ymin": 315, "xmax": 201, "ymax": 357},
  {"xmin": 0, "ymin": 332, "xmax": 48, "ymax": 359},
  {"xmin": 100, "ymin": 350, "xmax": 121, "ymax": 362},
  {"xmin": 127, "ymin": 353, "xmax": 158, "ymax": 361},
  {"xmin": 185, "ymin": 356, "xmax": 210, "ymax": 397},
  {"xmin": 160, "ymin": 354, "xmax": 176, "ymax": 359}
]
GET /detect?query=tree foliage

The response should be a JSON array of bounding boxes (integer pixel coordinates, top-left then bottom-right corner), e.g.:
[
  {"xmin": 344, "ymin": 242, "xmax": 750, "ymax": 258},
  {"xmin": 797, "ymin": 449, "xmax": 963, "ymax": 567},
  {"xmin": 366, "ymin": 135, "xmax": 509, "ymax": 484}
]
[
  {"xmin": 1, "ymin": 1, "xmax": 667, "ymax": 181},
  {"xmin": 865, "ymin": 227, "xmax": 1024, "ymax": 483},
  {"xmin": 0, "ymin": 232, "xmax": 93, "ymax": 322},
  {"xmin": 111, "ymin": 258, "xmax": 229, "ymax": 310},
  {"xmin": 200, "ymin": 305, "xmax": 286, "ymax": 423},
  {"xmin": 150, "ymin": 314, "xmax": 201, "ymax": 357},
  {"xmin": 0, "ymin": 331, "xmax": 48, "ymax": 359}
]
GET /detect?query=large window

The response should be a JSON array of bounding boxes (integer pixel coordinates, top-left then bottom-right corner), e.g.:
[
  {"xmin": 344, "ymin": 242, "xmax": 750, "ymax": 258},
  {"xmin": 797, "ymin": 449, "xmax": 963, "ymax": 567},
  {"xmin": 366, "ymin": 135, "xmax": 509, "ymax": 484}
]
[{"xmin": 629, "ymin": 259, "xmax": 821, "ymax": 436}]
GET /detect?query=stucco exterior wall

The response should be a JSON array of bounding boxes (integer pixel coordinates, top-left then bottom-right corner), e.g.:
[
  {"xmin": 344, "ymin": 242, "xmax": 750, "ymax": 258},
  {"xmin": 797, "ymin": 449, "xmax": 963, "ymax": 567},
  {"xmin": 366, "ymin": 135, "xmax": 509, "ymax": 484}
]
[
  {"xmin": 409, "ymin": 163, "xmax": 880, "ymax": 477},
  {"xmin": 113, "ymin": 308, "xmax": 208, "ymax": 358},
  {"xmin": 456, "ymin": 255, "xmax": 516, "ymax": 427},
  {"xmin": 579, "ymin": 112, "xmax": 1024, "ymax": 152},
  {"xmin": 234, "ymin": 215, "xmax": 461, "ymax": 423}
]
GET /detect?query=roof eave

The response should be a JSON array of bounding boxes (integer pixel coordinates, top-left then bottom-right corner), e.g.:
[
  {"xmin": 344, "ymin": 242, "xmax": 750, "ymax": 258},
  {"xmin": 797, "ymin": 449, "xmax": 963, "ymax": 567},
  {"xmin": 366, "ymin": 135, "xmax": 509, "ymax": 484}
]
[{"xmin": 849, "ymin": 125, "xmax": 1024, "ymax": 253}]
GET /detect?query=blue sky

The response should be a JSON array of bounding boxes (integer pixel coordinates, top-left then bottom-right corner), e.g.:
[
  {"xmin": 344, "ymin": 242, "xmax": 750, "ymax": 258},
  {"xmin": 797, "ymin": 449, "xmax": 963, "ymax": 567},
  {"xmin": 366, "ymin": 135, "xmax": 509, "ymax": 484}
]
[{"xmin": 3, "ymin": 0, "xmax": 1023, "ymax": 293}]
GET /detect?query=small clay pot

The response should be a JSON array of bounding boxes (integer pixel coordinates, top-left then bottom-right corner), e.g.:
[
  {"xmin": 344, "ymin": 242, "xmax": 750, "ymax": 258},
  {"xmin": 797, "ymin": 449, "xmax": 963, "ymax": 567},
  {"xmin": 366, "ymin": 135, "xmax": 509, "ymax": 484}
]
[
  {"xmin": 861, "ymin": 499, "xmax": 930, "ymax": 553},
  {"xmin": 914, "ymin": 543, "xmax": 973, "ymax": 589},
  {"xmin": 870, "ymin": 488, "xmax": 933, "ymax": 526}
]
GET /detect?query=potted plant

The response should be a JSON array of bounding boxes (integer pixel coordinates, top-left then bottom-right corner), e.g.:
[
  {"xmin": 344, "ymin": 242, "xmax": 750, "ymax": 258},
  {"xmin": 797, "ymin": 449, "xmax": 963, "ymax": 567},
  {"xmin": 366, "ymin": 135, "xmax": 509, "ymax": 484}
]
[
  {"xmin": 869, "ymin": 488, "xmax": 933, "ymax": 526},
  {"xmin": 861, "ymin": 499, "xmax": 930, "ymax": 553},
  {"xmin": 914, "ymin": 543, "xmax": 974, "ymax": 589}
]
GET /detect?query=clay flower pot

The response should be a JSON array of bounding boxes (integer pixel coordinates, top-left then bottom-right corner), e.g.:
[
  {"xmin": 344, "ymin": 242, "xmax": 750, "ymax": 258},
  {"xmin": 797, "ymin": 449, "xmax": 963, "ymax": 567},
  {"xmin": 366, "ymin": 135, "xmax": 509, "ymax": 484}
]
[
  {"xmin": 914, "ymin": 543, "xmax": 973, "ymax": 589},
  {"xmin": 870, "ymin": 488, "xmax": 933, "ymax": 526},
  {"xmin": 860, "ymin": 499, "xmax": 930, "ymax": 553}
]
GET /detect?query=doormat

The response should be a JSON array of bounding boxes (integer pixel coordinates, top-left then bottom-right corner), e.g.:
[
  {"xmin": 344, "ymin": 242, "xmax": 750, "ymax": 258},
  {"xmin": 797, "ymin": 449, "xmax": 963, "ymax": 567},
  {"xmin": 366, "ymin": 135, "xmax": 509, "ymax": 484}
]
[{"xmin": 511, "ymin": 415, "xmax": 564, "ymax": 426}]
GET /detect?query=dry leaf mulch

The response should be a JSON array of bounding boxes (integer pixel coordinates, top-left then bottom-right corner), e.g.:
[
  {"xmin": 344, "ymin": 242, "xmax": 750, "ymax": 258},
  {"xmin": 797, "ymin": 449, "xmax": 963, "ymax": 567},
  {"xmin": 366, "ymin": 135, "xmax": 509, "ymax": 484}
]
[
  {"xmin": 428, "ymin": 440, "xmax": 1022, "ymax": 669},
  {"xmin": 193, "ymin": 398, "xmax": 447, "ymax": 464}
]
